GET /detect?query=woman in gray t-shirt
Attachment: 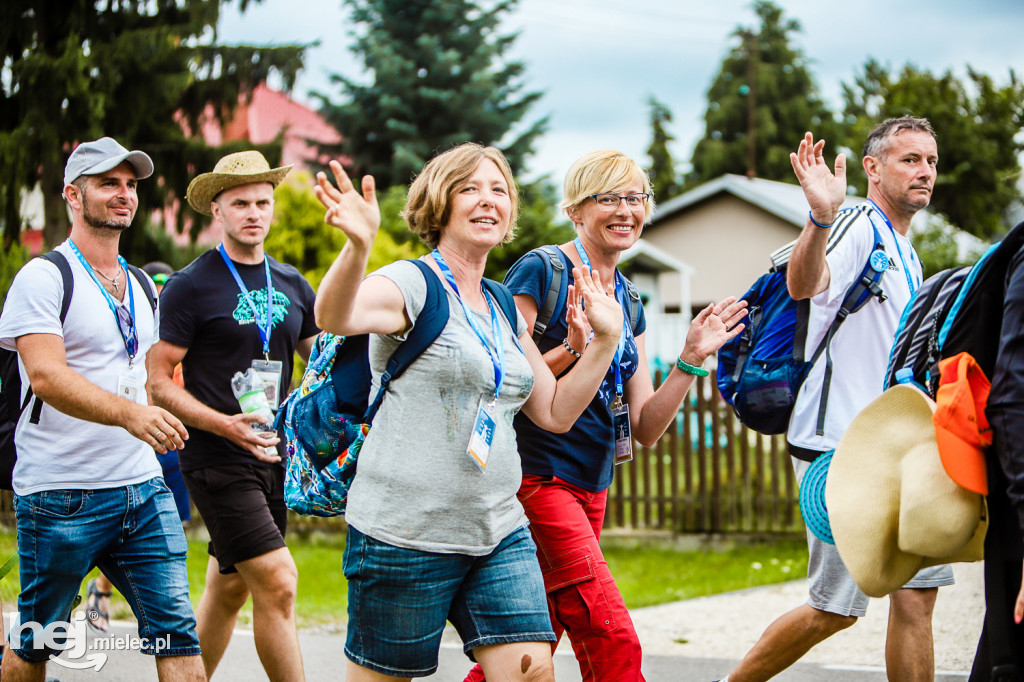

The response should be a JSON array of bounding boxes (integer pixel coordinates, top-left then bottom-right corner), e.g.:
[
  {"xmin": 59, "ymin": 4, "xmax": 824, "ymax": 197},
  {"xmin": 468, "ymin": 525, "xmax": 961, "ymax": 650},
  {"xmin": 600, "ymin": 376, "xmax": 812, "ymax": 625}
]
[{"xmin": 312, "ymin": 143, "xmax": 626, "ymax": 681}]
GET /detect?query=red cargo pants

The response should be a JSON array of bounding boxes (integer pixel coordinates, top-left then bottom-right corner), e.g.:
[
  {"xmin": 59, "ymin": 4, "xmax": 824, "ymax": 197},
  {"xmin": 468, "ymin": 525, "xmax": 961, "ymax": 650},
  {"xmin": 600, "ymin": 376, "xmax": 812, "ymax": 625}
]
[{"xmin": 465, "ymin": 474, "xmax": 645, "ymax": 681}]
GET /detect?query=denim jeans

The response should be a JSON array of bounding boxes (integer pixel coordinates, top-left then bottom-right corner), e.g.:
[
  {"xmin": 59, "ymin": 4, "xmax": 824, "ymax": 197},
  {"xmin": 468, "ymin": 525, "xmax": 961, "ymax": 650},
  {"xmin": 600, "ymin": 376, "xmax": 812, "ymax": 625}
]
[
  {"xmin": 9, "ymin": 477, "xmax": 201, "ymax": 661},
  {"xmin": 343, "ymin": 523, "xmax": 554, "ymax": 677}
]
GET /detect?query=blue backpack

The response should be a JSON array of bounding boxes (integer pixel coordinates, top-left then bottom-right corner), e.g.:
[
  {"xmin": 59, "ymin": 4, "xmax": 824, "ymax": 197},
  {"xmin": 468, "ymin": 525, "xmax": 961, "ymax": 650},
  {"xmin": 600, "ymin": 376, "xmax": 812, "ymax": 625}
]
[
  {"xmin": 717, "ymin": 205, "xmax": 888, "ymax": 435},
  {"xmin": 885, "ymin": 219, "xmax": 1024, "ymax": 395},
  {"xmin": 277, "ymin": 259, "xmax": 518, "ymax": 517}
]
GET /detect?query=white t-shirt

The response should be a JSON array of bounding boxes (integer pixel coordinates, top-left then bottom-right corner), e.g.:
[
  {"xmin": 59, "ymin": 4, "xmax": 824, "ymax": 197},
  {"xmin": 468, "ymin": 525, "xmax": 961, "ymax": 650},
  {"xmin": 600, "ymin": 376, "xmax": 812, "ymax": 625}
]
[
  {"xmin": 788, "ymin": 203, "xmax": 923, "ymax": 451},
  {"xmin": 0, "ymin": 241, "xmax": 161, "ymax": 494}
]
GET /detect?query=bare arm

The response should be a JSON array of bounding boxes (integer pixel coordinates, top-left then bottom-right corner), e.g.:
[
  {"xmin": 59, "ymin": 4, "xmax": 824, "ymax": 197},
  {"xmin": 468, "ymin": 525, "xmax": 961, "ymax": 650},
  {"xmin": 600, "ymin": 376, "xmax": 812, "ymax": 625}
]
[
  {"xmin": 627, "ymin": 298, "xmax": 748, "ymax": 446},
  {"xmin": 296, "ymin": 334, "xmax": 317, "ymax": 364},
  {"xmin": 787, "ymin": 131, "xmax": 848, "ymax": 300},
  {"xmin": 313, "ymin": 160, "xmax": 408, "ymax": 337},
  {"xmin": 147, "ymin": 339, "xmax": 280, "ymax": 462},
  {"xmin": 520, "ymin": 268, "xmax": 623, "ymax": 432},
  {"xmin": 17, "ymin": 333, "xmax": 185, "ymax": 454},
  {"xmin": 516, "ymin": 286, "xmax": 591, "ymax": 377}
]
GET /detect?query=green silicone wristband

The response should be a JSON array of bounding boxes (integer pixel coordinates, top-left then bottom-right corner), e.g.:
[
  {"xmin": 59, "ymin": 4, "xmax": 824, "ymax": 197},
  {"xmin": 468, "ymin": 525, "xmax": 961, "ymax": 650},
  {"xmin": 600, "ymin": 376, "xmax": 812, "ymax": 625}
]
[{"xmin": 676, "ymin": 357, "xmax": 709, "ymax": 377}]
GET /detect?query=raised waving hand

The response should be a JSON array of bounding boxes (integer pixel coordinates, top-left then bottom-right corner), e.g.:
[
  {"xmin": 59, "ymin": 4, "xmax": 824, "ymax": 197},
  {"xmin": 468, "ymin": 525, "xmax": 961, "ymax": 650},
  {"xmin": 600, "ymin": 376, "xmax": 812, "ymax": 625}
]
[{"xmin": 790, "ymin": 131, "xmax": 847, "ymax": 226}]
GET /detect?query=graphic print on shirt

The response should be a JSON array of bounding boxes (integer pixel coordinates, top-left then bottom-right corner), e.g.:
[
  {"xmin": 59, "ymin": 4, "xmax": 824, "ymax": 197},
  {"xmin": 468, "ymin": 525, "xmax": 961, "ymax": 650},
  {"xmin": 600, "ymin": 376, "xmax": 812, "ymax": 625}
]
[{"xmin": 231, "ymin": 289, "xmax": 291, "ymax": 328}]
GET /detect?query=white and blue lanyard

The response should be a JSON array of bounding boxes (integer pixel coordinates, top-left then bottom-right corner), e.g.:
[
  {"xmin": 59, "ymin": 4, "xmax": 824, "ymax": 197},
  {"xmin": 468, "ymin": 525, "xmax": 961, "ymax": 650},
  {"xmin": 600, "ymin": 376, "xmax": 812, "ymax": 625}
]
[
  {"xmin": 867, "ymin": 200, "xmax": 921, "ymax": 295},
  {"xmin": 68, "ymin": 239, "xmax": 138, "ymax": 367},
  {"xmin": 573, "ymin": 237, "xmax": 629, "ymax": 403},
  {"xmin": 431, "ymin": 249, "xmax": 505, "ymax": 404},
  {"xmin": 218, "ymin": 244, "xmax": 274, "ymax": 360}
]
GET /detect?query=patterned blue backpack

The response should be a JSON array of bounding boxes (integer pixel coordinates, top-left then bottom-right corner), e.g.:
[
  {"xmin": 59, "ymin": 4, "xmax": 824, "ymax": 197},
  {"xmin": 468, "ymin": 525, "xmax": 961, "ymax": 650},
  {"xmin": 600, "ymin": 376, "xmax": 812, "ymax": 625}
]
[{"xmin": 277, "ymin": 259, "xmax": 517, "ymax": 517}]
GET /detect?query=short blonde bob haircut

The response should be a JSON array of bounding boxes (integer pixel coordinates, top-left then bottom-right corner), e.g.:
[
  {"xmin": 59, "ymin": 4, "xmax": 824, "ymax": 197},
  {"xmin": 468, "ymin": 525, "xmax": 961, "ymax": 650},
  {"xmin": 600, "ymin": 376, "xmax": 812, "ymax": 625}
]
[
  {"xmin": 560, "ymin": 150, "xmax": 656, "ymax": 224},
  {"xmin": 402, "ymin": 143, "xmax": 519, "ymax": 250}
]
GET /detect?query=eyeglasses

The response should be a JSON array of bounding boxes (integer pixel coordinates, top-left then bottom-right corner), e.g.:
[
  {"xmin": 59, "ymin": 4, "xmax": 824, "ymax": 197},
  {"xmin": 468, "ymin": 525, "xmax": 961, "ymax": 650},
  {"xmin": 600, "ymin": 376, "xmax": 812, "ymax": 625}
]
[
  {"xmin": 588, "ymin": 193, "xmax": 650, "ymax": 211},
  {"xmin": 116, "ymin": 305, "xmax": 138, "ymax": 359}
]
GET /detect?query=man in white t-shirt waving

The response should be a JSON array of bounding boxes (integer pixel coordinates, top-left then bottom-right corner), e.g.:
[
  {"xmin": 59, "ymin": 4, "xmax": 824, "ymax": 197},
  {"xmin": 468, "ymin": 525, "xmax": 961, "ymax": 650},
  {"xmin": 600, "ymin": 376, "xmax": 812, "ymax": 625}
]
[
  {"xmin": 719, "ymin": 118, "xmax": 953, "ymax": 681},
  {"xmin": 0, "ymin": 137, "xmax": 204, "ymax": 682}
]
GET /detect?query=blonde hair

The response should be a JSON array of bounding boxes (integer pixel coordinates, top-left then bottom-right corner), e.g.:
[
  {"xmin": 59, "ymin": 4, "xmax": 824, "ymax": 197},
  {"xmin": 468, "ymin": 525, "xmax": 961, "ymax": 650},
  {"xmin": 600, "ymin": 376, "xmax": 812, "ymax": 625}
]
[
  {"xmin": 560, "ymin": 150, "xmax": 655, "ymax": 224},
  {"xmin": 402, "ymin": 143, "xmax": 519, "ymax": 249}
]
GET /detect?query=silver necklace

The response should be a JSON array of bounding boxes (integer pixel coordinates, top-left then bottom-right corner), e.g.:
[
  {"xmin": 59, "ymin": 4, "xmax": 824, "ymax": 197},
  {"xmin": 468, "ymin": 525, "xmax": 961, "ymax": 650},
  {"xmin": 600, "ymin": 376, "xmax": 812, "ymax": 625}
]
[{"xmin": 95, "ymin": 266, "xmax": 122, "ymax": 292}]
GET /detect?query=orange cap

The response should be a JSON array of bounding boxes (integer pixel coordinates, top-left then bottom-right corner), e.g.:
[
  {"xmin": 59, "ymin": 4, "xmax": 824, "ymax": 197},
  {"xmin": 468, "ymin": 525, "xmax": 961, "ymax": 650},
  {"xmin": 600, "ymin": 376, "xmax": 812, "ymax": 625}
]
[{"xmin": 932, "ymin": 352, "xmax": 991, "ymax": 495}]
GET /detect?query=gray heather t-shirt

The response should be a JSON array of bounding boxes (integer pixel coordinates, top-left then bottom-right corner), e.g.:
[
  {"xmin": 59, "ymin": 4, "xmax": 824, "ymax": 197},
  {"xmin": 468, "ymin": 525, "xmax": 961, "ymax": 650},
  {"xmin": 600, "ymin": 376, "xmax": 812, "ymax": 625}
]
[{"xmin": 344, "ymin": 259, "xmax": 534, "ymax": 554}]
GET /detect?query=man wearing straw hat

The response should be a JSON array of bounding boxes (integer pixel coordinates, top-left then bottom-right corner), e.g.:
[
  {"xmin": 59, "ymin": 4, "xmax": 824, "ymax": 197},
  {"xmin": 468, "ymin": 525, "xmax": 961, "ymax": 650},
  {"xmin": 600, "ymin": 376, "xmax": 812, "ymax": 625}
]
[
  {"xmin": 718, "ymin": 117, "xmax": 953, "ymax": 682},
  {"xmin": 0, "ymin": 137, "xmax": 204, "ymax": 681},
  {"xmin": 149, "ymin": 150, "xmax": 318, "ymax": 681}
]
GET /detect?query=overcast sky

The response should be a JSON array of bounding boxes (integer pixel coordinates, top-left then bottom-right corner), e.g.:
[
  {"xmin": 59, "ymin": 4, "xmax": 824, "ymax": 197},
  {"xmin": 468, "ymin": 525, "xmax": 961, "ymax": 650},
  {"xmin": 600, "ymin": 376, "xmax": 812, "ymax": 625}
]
[{"xmin": 218, "ymin": 0, "xmax": 1024, "ymax": 191}]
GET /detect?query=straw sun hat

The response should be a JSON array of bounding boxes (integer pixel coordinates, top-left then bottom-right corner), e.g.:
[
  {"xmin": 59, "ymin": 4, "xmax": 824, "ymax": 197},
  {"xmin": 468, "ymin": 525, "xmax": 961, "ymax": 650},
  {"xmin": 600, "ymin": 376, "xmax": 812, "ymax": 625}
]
[
  {"xmin": 823, "ymin": 382, "xmax": 987, "ymax": 598},
  {"xmin": 186, "ymin": 150, "xmax": 292, "ymax": 215}
]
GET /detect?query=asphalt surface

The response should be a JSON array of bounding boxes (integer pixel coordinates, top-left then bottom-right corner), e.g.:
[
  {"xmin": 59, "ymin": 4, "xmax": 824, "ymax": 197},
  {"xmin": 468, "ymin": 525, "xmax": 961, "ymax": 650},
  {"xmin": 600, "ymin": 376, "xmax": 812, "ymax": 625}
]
[{"xmin": 31, "ymin": 623, "xmax": 969, "ymax": 681}]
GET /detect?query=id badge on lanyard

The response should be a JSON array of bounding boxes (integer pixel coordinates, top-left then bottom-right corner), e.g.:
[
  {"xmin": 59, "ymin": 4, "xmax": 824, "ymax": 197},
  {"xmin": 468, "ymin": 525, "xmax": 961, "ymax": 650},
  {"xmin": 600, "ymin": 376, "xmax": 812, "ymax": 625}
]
[
  {"xmin": 251, "ymin": 359, "xmax": 283, "ymax": 410},
  {"xmin": 612, "ymin": 397, "xmax": 632, "ymax": 465},
  {"xmin": 467, "ymin": 397, "xmax": 497, "ymax": 471}
]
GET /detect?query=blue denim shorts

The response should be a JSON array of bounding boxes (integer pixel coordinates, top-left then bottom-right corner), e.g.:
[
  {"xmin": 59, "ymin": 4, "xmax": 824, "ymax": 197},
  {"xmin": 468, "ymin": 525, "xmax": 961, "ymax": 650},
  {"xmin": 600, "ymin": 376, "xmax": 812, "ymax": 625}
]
[
  {"xmin": 343, "ymin": 524, "xmax": 555, "ymax": 677},
  {"xmin": 9, "ymin": 477, "xmax": 201, "ymax": 662}
]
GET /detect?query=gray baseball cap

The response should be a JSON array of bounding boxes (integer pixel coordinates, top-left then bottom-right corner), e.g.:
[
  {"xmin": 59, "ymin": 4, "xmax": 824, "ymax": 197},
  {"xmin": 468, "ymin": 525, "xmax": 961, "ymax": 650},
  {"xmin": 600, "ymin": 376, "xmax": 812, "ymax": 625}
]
[{"xmin": 63, "ymin": 137, "xmax": 154, "ymax": 187}]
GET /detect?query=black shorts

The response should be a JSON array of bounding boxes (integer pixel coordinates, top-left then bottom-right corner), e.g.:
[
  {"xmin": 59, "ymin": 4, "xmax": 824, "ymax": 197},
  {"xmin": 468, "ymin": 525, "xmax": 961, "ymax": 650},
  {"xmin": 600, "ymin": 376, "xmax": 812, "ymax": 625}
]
[{"xmin": 183, "ymin": 463, "xmax": 287, "ymax": 574}]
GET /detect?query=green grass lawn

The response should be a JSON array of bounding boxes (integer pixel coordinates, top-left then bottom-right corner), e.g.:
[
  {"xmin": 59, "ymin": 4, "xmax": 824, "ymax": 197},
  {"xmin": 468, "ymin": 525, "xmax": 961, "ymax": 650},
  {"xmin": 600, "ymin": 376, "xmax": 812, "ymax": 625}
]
[{"xmin": 0, "ymin": 526, "xmax": 807, "ymax": 628}]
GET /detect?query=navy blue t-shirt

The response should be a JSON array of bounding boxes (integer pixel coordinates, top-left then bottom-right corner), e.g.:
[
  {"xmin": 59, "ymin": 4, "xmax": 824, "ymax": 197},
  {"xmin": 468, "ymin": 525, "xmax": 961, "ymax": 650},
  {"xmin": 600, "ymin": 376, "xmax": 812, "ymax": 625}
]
[
  {"xmin": 158, "ymin": 249, "xmax": 319, "ymax": 472},
  {"xmin": 505, "ymin": 246, "xmax": 646, "ymax": 492}
]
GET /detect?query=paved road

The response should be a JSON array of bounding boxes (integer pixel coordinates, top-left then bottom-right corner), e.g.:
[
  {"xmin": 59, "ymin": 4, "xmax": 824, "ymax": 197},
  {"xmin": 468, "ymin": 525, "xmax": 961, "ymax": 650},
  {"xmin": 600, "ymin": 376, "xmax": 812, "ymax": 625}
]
[{"xmin": 35, "ymin": 623, "xmax": 969, "ymax": 681}]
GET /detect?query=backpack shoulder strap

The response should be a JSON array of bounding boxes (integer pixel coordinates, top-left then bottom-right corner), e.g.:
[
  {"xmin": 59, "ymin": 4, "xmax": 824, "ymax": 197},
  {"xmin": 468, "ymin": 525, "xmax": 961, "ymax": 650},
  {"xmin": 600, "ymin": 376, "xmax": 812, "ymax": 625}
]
[
  {"xmin": 125, "ymin": 264, "xmax": 159, "ymax": 313},
  {"xmin": 26, "ymin": 251, "xmax": 76, "ymax": 425},
  {"xmin": 482, "ymin": 278, "xmax": 518, "ymax": 329},
  {"xmin": 529, "ymin": 246, "xmax": 567, "ymax": 343},
  {"xmin": 363, "ymin": 260, "xmax": 451, "ymax": 422},
  {"xmin": 38, "ymin": 251, "xmax": 74, "ymax": 324}
]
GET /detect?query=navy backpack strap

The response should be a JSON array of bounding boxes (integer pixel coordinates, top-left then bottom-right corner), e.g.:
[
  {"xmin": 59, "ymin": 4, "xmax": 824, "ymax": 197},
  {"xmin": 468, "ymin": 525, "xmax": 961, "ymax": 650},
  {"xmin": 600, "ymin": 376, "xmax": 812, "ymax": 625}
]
[
  {"xmin": 620, "ymin": 273, "xmax": 642, "ymax": 333},
  {"xmin": 363, "ymin": 259, "xmax": 450, "ymax": 422},
  {"xmin": 530, "ymin": 246, "xmax": 567, "ymax": 343},
  {"xmin": 126, "ymin": 264, "xmax": 159, "ymax": 313},
  {"xmin": 482, "ymin": 278, "xmax": 518, "ymax": 329},
  {"xmin": 809, "ymin": 222, "xmax": 889, "ymax": 435},
  {"xmin": 29, "ymin": 251, "xmax": 75, "ymax": 425}
]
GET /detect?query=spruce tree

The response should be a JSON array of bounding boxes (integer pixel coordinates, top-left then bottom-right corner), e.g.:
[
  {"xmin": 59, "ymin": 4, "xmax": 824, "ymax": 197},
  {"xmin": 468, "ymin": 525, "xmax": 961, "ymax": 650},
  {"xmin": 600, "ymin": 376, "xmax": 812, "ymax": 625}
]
[
  {"xmin": 316, "ymin": 0, "xmax": 547, "ymax": 190},
  {"xmin": 0, "ymin": 0, "xmax": 307, "ymax": 254},
  {"xmin": 687, "ymin": 0, "xmax": 834, "ymax": 187},
  {"xmin": 645, "ymin": 96, "xmax": 681, "ymax": 201}
]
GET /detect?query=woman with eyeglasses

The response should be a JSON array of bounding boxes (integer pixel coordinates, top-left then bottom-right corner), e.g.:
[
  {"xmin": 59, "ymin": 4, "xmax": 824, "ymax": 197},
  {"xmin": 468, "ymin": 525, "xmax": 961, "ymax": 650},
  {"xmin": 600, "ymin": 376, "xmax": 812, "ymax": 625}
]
[{"xmin": 464, "ymin": 149, "xmax": 747, "ymax": 681}]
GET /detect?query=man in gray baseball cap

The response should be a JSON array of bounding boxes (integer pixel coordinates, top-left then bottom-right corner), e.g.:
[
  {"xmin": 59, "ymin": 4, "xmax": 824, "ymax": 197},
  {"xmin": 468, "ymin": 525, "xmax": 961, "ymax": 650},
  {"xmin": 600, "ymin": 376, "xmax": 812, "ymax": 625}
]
[
  {"xmin": 0, "ymin": 137, "xmax": 205, "ymax": 681},
  {"xmin": 63, "ymin": 136, "xmax": 154, "ymax": 188}
]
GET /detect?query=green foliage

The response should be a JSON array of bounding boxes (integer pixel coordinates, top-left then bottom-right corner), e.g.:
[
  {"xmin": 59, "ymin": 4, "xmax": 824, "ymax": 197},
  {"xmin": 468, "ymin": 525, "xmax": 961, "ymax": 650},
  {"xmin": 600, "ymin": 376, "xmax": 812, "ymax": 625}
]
[
  {"xmin": 911, "ymin": 220, "xmax": 989, "ymax": 280},
  {"xmin": 265, "ymin": 174, "xmax": 426, "ymax": 290},
  {"xmin": 687, "ymin": 0, "xmax": 835, "ymax": 187},
  {"xmin": 316, "ymin": 0, "xmax": 547, "ymax": 190},
  {"xmin": 645, "ymin": 96, "xmax": 681, "ymax": 201},
  {"xmin": 0, "ymin": 0, "xmax": 308, "ymax": 256},
  {"xmin": 839, "ymin": 61, "xmax": 1024, "ymax": 238},
  {"xmin": 0, "ymin": 241, "xmax": 29, "ymax": 310}
]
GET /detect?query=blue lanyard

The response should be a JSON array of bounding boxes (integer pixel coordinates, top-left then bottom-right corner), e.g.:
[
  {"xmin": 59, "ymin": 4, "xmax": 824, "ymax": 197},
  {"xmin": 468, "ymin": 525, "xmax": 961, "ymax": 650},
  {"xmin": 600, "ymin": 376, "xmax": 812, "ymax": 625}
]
[
  {"xmin": 218, "ymin": 244, "xmax": 274, "ymax": 359},
  {"xmin": 431, "ymin": 250, "xmax": 505, "ymax": 402},
  {"xmin": 867, "ymin": 201, "xmax": 920, "ymax": 295},
  {"xmin": 573, "ymin": 238, "xmax": 629, "ymax": 399},
  {"xmin": 68, "ymin": 240, "xmax": 138, "ymax": 366}
]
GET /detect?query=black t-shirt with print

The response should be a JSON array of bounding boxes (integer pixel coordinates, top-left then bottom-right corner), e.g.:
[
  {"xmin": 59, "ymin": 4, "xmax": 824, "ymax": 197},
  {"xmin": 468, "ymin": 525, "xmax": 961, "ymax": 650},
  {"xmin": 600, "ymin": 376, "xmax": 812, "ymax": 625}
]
[{"xmin": 159, "ymin": 248, "xmax": 318, "ymax": 471}]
